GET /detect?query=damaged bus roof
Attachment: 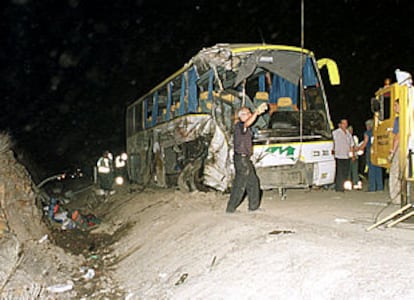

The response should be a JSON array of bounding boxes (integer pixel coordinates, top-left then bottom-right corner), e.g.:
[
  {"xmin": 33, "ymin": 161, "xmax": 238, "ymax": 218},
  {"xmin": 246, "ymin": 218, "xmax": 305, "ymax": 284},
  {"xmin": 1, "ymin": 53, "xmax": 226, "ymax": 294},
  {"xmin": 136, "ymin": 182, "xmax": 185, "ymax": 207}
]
[
  {"xmin": 130, "ymin": 43, "xmax": 315, "ymax": 107},
  {"xmin": 196, "ymin": 43, "xmax": 313, "ymax": 55}
]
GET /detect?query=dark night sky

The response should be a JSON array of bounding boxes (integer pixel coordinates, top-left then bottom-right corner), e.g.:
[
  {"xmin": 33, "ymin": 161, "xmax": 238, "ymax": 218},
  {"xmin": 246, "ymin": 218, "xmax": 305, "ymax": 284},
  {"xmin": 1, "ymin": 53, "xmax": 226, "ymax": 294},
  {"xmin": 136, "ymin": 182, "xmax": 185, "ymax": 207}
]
[{"xmin": 1, "ymin": 0, "xmax": 414, "ymax": 177}]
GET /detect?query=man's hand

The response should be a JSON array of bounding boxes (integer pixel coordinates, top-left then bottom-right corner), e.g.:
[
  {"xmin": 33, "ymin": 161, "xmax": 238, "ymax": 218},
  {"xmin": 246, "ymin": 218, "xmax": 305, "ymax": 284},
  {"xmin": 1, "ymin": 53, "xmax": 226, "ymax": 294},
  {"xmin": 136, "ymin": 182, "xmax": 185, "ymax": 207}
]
[
  {"xmin": 256, "ymin": 103, "xmax": 268, "ymax": 115},
  {"xmin": 388, "ymin": 150, "xmax": 395, "ymax": 162}
]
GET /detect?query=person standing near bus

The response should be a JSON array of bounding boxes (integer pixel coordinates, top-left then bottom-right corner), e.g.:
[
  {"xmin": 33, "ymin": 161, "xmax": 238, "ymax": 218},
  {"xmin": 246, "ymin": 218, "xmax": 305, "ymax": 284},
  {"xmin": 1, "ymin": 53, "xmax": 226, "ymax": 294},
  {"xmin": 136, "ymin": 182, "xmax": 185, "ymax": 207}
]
[
  {"xmin": 389, "ymin": 100, "xmax": 401, "ymax": 204},
  {"xmin": 358, "ymin": 119, "xmax": 383, "ymax": 192},
  {"xmin": 347, "ymin": 125, "xmax": 362, "ymax": 189},
  {"xmin": 389, "ymin": 70, "xmax": 412, "ymax": 204},
  {"xmin": 332, "ymin": 119, "xmax": 355, "ymax": 192},
  {"xmin": 97, "ymin": 150, "xmax": 115, "ymax": 195},
  {"xmin": 226, "ymin": 103, "xmax": 268, "ymax": 213},
  {"xmin": 115, "ymin": 152, "xmax": 128, "ymax": 184}
]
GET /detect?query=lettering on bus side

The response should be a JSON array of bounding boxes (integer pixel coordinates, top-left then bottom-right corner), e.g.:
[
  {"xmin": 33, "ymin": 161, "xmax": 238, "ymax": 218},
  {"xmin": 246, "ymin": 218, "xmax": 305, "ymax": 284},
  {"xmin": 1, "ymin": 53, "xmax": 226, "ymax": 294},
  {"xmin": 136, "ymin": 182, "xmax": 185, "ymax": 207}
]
[{"xmin": 265, "ymin": 146, "xmax": 296, "ymax": 160}]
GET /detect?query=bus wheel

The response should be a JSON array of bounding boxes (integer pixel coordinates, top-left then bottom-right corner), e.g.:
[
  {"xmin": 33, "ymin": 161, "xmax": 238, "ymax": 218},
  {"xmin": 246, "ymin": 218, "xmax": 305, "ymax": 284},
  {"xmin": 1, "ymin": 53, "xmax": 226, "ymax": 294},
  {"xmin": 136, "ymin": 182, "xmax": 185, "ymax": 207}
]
[
  {"xmin": 278, "ymin": 188, "xmax": 287, "ymax": 201},
  {"xmin": 177, "ymin": 159, "xmax": 207, "ymax": 192}
]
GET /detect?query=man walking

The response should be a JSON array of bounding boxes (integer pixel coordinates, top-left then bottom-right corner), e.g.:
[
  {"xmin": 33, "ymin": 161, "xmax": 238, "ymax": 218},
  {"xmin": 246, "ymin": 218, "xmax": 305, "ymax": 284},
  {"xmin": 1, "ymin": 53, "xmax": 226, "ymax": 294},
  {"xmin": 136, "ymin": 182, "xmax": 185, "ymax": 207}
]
[{"xmin": 226, "ymin": 103, "xmax": 268, "ymax": 213}]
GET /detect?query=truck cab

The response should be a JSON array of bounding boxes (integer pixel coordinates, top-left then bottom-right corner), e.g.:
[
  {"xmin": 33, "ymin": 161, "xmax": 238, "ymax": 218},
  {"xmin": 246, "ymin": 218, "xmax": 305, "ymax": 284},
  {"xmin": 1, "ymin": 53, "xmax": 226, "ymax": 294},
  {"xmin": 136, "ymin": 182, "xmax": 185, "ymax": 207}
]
[{"xmin": 371, "ymin": 79, "xmax": 414, "ymax": 206}]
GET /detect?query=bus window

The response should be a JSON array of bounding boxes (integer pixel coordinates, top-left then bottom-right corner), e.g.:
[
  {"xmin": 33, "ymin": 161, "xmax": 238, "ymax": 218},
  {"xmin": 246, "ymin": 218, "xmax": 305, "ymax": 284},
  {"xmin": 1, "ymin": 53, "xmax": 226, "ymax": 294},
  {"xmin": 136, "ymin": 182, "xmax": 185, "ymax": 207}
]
[
  {"xmin": 151, "ymin": 92, "xmax": 159, "ymax": 127},
  {"xmin": 144, "ymin": 96, "xmax": 152, "ymax": 128},
  {"xmin": 245, "ymin": 72, "xmax": 260, "ymax": 102},
  {"xmin": 135, "ymin": 103, "xmax": 143, "ymax": 132},
  {"xmin": 304, "ymin": 86, "xmax": 325, "ymax": 111},
  {"xmin": 198, "ymin": 69, "xmax": 214, "ymax": 113},
  {"xmin": 127, "ymin": 102, "xmax": 143, "ymax": 134},
  {"xmin": 158, "ymin": 85, "xmax": 168, "ymax": 123},
  {"xmin": 171, "ymin": 76, "xmax": 182, "ymax": 117},
  {"xmin": 188, "ymin": 67, "xmax": 199, "ymax": 113}
]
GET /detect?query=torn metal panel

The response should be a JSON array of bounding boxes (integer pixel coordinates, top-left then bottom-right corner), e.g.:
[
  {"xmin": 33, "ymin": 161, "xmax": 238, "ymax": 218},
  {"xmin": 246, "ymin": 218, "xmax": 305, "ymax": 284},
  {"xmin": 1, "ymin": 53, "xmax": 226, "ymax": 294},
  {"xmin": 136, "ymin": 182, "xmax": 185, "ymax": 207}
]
[
  {"xmin": 234, "ymin": 50, "xmax": 304, "ymax": 86},
  {"xmin": 192, "ymin": 44, "xmax": 234, "ymax": 71},
  {"xmin": 157, "ymin": 115, "xmax": 214, "ymax": 148},
  {"xmin": 141, "ymin": 115, "xmax": 234, "ymax": 191},
  {"xmin": 203, "ymin": 123, "xmax": 233, "ymax": 192}
]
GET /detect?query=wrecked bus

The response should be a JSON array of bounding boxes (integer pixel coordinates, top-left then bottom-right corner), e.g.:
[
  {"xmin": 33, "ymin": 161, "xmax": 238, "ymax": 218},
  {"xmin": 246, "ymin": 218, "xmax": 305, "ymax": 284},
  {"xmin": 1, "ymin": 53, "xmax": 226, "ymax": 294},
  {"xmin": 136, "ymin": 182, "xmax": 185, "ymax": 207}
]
[{"xmin": 126, "ymin": 44, "xmax": 340, "ymax": 197}]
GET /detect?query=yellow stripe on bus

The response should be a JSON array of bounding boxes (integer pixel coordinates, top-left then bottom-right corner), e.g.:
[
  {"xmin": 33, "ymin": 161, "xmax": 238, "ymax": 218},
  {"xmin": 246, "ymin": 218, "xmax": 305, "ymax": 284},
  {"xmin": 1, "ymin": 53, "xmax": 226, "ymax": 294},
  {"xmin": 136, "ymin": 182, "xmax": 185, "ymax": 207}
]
[{"xmin": 254, "ymin": 140, "xmax": 333, "ymax": 149}]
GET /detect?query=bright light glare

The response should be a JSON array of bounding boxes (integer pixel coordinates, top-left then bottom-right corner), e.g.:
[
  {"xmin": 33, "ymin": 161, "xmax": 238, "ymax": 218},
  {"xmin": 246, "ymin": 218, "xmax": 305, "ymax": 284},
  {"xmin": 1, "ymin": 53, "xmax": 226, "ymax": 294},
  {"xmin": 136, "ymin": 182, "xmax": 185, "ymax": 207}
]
[
  {"xmin": 115, "ymin": 176, "xmax": 124, "ymax": 185},
  {"xmin": 344, "ymin": 180, "xmax": 353, "ymax": 190}
]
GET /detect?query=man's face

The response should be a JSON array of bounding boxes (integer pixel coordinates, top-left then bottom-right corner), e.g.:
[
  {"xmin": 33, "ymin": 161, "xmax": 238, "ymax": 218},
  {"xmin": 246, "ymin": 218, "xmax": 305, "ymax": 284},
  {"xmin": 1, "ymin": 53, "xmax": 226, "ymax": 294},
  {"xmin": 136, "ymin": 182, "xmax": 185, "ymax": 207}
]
[
  {"xmin": 340, "ymin": 120, "xmax": 348, "ymax": 129},
  {"xmin": 239, "ymin": 108, "xmax": 251, "ymax": 122},
  {"xmin": 394, "ymin": 102, "xmax": 399, "ymax": 113}
]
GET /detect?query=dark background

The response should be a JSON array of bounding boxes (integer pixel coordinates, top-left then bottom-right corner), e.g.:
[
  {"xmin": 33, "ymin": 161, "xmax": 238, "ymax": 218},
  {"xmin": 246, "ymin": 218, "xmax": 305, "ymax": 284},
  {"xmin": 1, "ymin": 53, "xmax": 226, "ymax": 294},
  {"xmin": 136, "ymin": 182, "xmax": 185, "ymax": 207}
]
[{"xmin": 1, "ymin": 0, "xmax": 413, "ymax": 180}]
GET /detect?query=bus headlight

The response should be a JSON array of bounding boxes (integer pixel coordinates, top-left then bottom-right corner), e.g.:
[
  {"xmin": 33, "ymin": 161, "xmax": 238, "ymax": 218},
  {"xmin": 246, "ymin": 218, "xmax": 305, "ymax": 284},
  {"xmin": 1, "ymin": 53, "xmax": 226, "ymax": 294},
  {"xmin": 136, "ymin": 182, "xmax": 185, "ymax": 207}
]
[
  {"xmin": 344, "ymin": 180, "xmax": 353, "ymax": 191},
  {"xmin": 115, "ymin": 176, "xmax": 124, "ymax": 185}
]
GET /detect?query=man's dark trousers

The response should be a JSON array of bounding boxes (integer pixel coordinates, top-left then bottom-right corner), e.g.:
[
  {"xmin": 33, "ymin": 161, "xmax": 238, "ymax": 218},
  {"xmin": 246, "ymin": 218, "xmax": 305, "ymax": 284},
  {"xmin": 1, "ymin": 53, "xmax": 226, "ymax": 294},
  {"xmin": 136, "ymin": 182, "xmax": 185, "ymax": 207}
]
[
  {"xmin": 226, "ymin": 154, "xmax": 261, "ymax": 212},
  {"xmin": 335, "ymin": 158, "xmax": 350, "ymax": 192}
]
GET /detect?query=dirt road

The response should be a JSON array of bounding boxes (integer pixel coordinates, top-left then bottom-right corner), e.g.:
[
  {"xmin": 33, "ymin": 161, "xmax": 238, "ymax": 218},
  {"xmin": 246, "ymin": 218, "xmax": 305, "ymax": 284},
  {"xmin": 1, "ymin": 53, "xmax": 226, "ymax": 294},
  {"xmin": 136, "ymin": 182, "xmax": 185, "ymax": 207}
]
[{"xmin": 92, "ymin": 185, "xmax": 414, "ymax": 300}]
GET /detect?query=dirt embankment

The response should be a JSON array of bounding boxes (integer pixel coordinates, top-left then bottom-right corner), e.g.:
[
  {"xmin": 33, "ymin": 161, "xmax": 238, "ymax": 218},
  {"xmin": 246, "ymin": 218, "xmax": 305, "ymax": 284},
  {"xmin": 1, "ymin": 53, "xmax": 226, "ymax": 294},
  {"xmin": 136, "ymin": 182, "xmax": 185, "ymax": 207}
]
[{"xmin": 0, "ymin": 133, "xmax": 119, "ymax": 299}]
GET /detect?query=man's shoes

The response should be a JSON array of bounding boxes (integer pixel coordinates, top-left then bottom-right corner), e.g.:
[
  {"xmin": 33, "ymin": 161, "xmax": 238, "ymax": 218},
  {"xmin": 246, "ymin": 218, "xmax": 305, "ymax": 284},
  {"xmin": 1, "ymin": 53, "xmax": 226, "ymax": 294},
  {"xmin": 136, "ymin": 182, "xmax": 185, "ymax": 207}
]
[
  {"xmin": 248, "ymin": 207, "xmax": 265, "ymax": 213},
  {"xmin": 353, "ymin": 181, "xmax": 362, "ymax": 190}
]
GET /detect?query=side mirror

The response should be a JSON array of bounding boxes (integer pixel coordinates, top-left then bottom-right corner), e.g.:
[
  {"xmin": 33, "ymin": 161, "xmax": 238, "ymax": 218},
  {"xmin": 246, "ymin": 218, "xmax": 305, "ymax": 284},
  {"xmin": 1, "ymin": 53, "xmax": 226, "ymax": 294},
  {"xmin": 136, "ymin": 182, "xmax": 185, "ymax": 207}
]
[
  {"xmin": 371, "ymin": 97, "xmax": 381, "ymax": 113},
  {"xmin": 317, "ymin": 58, "xmax": 340, "ymax": 85}
]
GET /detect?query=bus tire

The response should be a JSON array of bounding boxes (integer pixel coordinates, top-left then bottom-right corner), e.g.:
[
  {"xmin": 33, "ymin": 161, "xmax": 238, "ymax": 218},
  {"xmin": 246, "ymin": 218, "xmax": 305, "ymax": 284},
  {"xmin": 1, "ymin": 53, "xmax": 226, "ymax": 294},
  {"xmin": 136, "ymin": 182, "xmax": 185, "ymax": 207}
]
[
  {"xmin": 190, "ymin": 159, "xmax": 209, "ymax": 192},
  {"xmin": 178, "ymin": 163, "xmax": 193, "ymax": 192},
  {"xmin": 177, "ymin": 159, "xmax": 207, "ymax": 192}
]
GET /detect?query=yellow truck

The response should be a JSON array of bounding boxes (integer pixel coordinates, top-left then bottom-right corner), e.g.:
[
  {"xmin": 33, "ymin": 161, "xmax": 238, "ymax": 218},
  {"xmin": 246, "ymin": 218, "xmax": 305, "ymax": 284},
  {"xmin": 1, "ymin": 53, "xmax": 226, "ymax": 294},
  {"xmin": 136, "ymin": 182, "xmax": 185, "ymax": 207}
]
[{"xmin": 370, "ymin": 71, "xmax": 414, "ymax": 207}]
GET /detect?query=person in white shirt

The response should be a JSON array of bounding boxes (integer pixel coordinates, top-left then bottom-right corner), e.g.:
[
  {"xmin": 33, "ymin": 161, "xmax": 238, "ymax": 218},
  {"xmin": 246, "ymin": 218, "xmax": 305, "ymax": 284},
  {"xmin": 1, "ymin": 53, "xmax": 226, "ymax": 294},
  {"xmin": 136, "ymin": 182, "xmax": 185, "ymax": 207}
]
[{"xmin": 332, "ymin": 119, "xmax": 355, "ymax": 192}]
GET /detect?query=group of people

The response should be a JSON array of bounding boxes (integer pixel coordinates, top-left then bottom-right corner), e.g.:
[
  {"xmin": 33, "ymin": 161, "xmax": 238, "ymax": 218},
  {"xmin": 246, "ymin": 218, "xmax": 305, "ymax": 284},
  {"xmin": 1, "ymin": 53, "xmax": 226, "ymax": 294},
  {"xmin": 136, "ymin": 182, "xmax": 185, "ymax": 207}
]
[
  {"xmin": 333, "ymin": 98, "xmax": 401, "ymax": 202},
  {"xmin": 332, "ymin": 118, "xmax": 384, "ymax": 193},
  {"xmin": 96, "ymin": 150, "xmax": 128, "ymax": 195}
]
